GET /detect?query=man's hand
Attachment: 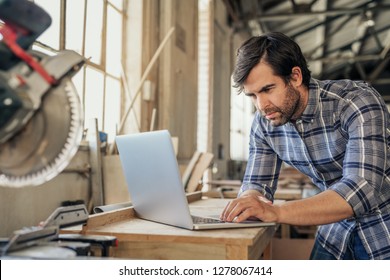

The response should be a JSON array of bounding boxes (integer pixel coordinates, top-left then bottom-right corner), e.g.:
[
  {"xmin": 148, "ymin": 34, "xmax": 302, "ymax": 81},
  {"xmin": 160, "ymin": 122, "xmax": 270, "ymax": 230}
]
[
  {"xmin": 220, "ymin": 189, "xmax": 354, "ymax": 226},
  {"xmin": 220, "ymin": 192, "xmax": 279, "ymax": 223}
]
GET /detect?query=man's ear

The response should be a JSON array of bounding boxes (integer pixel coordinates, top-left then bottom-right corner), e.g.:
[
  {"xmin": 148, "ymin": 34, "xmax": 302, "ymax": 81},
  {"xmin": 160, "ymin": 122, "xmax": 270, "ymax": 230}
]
[{"xmin": 290, "ymin": 66, "xmax": 303, "ymax": 88}]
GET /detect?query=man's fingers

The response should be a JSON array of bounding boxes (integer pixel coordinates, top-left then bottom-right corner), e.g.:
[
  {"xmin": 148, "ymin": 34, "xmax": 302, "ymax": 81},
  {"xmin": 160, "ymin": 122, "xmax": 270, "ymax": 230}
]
[
  {"xmin": 226, "ymin": 201, "xmax": 246, "ymax": 222},
  {"xmin": 232, "ymin": 208, "xmax": 258, "ymax": 223},
  {"xmin": 220, "ymin": 200, "xmax": 240, "ymax": 221},
  {"xmin": 220, "ymin": 198, "xmax": 243, "ymax": 221},
  {"xmin": 221, "ymin": 195, "xmax": 272, "ymax": 222},
  {"xmin": 220, "ymin": 200, "xmax": 231, "ymax": 220},
  {"xmin": 221, "ymin": 196, "xmax": 259, "ymax": 222}
]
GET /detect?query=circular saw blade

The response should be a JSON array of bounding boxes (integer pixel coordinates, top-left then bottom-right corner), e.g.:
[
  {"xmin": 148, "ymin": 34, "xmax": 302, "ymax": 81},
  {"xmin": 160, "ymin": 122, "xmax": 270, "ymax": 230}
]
[{"xmin": 0, "ymin": 77, "xmax": 83, "ymax": 187}]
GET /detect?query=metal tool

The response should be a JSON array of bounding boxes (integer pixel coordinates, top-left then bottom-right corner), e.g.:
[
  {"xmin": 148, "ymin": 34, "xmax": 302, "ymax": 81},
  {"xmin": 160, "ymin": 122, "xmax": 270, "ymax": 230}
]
[
  {"xmin": 0, "ymin": 204, "xmax": 117, "ymax": 258},
  {"xmin": 0, "ymin": 0, "xmax": 85, "ymax": 187}
]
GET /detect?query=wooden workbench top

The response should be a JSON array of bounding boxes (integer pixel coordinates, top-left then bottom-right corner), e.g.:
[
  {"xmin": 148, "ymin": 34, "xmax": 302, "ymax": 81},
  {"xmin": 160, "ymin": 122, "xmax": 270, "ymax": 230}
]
[{"xmin": 61, "ymin": 195, "xmax": 278, "ymax": 259}]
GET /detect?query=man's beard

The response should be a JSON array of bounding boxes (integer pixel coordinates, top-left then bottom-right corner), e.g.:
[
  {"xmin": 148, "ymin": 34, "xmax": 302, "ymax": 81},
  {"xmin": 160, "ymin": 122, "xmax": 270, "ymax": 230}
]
[{"xmin": 261, "ymin": 85, "xmax": 301, "ymax": 127}]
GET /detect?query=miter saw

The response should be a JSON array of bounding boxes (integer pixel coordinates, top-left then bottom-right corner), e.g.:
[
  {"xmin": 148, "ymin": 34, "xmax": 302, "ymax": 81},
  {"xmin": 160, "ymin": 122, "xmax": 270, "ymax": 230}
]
[{"xmin": 0, "ymin": 0, "xmax": 85, "ymax": 187}]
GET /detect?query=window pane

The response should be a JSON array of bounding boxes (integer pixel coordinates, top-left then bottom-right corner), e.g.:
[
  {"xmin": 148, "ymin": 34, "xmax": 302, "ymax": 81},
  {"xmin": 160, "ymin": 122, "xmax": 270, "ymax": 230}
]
[
  {"xmin": 108, "ymin": 0, "xmax": 123, "ymax": 11},
  {"xmin": 106, "ymin": 5, "xmax": 123, "ymax": 77},
  {"xmin": 71, "ymin": 68, "xmax": 85, "ymax": 106},
  {"xmin": 197, "ymin": 0, "xmax": 209, "ymax": 153},
  {"xmin": 65, "ymin": 0, "xmax": 85, "ymax": 54},
  {"xmin": 104, "ymin": 77, "xmax": 121, "ymax": 142},
  {"xmin": 230, "ymin": 85, "xmax": 253, "ymax": 160},
  {"xmin": 84, "ymin": 67, "xmax": 104, "ymax": 130},
  {"xmin": 34, "ymin": 0, "xmax": 60, "ymax": 49},
  {"xmin": 85, "ymin": 0, "xmax": 103, "ymax": 65}
]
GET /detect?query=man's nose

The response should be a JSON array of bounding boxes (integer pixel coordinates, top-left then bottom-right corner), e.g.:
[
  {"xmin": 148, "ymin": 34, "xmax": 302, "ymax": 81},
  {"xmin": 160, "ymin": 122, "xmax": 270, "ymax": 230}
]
[{"xmin": 255, "ymin": 94, "xmax": 268, "ymax": 111}]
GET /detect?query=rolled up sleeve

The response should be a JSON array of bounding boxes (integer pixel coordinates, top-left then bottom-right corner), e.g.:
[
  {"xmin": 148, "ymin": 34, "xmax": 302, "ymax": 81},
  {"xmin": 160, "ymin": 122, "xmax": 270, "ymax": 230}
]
[
  {"xmin": 239, "ymin": 118, "xmax": 282, "ymax": 201},
  {"xmin": 330, "ymin": 92, "xmax": 388, "ymax": 216}
]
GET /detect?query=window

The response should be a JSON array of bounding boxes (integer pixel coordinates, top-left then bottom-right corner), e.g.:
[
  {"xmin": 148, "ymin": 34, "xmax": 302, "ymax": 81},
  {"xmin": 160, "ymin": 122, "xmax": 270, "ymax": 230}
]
[
  {"xmin": 32, "ymin": 0, "xmax": 126, "ymax": 143},
  {"xmin": 230, "ymin": 81, "xmax": 253, "ymax": 160},
  {"xmin": 197, "ymin": 0, "xmax": 210, "ymax": 153}
]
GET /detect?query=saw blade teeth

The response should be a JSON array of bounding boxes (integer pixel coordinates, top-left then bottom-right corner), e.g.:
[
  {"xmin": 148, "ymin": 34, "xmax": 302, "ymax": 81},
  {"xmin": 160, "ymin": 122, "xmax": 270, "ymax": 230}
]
[{"xmin": 1, "ymin": 76, "xmax": 84, "ymax": 188}]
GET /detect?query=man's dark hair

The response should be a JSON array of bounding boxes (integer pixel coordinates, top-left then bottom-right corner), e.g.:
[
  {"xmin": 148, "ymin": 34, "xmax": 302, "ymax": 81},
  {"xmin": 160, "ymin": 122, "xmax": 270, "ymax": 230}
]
[{"xmin": 232, "ymin": 32, "xmax": 311, "ymax": 93}]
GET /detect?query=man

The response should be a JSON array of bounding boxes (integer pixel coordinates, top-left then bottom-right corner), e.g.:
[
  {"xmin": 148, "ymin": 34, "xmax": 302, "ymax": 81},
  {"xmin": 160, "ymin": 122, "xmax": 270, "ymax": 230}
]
[{"xmin": 221, "ymin": 32, "xmax": 390, "ymax": 260}]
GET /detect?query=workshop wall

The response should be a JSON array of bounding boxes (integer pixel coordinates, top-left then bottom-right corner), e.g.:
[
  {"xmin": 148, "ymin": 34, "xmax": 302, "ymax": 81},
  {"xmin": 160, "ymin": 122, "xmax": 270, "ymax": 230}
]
[
  {"xmin": 0, "ymin": 149, "xmax": 90, "ymax": 237},
  {"xmin": 208, "ymin": 0, "xmax": 234, "ymax": 179}
]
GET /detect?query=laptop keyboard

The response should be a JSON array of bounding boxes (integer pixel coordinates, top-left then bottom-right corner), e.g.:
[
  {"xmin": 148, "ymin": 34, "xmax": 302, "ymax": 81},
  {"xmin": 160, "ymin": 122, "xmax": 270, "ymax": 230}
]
[{"xmin": 191, "ymin": 215, "xmax": 225, "ymax": 224}]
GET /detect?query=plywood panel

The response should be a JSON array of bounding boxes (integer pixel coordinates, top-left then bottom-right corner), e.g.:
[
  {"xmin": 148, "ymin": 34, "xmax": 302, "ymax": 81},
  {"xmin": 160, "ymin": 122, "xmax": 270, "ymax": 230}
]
[
  {"xmin": 102, "ymin": 155, "xmax": 130, "ymax": 205},
  {"xmin": 158, "ymin": 0, "xmax": 198, "ymax": 160}
]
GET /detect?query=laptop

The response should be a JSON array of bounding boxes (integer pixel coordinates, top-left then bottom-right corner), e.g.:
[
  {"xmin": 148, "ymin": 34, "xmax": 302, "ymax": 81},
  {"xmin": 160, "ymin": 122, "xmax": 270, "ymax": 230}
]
[{"xmin": 115, "ymin": 130, "xmax": 276, "ymax": 230}]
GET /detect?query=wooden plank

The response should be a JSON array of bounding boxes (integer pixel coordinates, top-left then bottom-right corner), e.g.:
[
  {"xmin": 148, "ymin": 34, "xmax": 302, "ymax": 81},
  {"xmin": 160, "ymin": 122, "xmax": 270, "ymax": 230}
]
[
  {"xmin": 113, "ymin": 241, "xmax": 226, "ymax": 260},
  {"xmin": 204, "ymin": 187, "xmax": 302, "ymax": 200},
  {"xmin": 226, "ymin": 244, "xmax": 248, "ymax": 260},
  {"xmin": 203, "ymin": 190, "xmax": 237, "ymax": 199},
  {"xmin": 186, "ymin": 152, "xmax": 214, "ymax": 192},
  {"xmin": 206, "ymin": 180, "xmax": 242, "ymax": 186},
  {"xmin": 81, "ymin": 207, "xmax": 135, "ymax": 232},
  {"xmin": 186, "ymin": 191, "xmax": 203, "ymax": 203},
  {"xmin": 88, "ymin": 118, "xmax": 104, "ymax": 209},
  {"xmin": 181, "ymin": 151, "xmax": 202, "ymax": 188},
  {"xmin": 171, "ymin": 137, "xmax": 179, "ymax": 156}
]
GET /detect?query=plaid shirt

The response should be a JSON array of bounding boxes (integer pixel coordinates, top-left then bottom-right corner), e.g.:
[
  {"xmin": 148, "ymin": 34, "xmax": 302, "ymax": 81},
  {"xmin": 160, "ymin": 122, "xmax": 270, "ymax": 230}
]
[{"xmin": 240, "ymin": 78, "xmax": 390, "ymax": 259}]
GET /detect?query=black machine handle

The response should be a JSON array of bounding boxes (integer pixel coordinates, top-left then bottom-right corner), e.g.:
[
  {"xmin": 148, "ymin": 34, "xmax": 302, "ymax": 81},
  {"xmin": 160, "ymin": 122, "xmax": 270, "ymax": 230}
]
[{"xmin": 0, "ymin": 0, "xmax": 52, "ymax": 70}]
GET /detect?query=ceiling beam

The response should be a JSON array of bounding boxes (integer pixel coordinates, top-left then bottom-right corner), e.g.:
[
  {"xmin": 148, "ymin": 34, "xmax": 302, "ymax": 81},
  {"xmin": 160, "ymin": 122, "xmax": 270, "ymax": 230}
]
[
  {"xmin": 243, "ymin": 4, "xmax": 390, "ymax": 22},
  {"xmin": 308, "ymin": 24, "xmax": 390, "ymax": 61},
  {"xmin": 368, "ymin": 41, "xmax": 390, "ymax": 81},
  {"xmin": 309, "ymin": 54, "xmax": 380, "ymax": 63},
  {"xmin": 305, "ymin": 15, "xmax": 355, "ymax": 57},
  {"xmin": 373, "ymin": 78, "xmax": 390, "ymax": 85}
]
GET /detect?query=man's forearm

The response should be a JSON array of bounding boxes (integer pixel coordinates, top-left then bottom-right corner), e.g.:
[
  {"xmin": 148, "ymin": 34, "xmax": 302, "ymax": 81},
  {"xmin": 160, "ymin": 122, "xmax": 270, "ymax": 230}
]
[{"xmin": 277, "ymin": 189, "xmax": 354, "ymax": 225}]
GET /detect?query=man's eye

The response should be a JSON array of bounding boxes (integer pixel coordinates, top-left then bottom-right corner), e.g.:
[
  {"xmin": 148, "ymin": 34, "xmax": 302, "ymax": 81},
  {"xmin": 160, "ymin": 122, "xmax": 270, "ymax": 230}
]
[{"xmin": 263, "ymin": 88, "xmax": 271, "ymax": 93}]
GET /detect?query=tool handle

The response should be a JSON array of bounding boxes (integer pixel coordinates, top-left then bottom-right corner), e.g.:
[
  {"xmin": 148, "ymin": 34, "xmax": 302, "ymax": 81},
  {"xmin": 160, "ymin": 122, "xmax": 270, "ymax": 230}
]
[{"xmin": 0, "ymin": 0, "xmax": 52, "ymax": 70}]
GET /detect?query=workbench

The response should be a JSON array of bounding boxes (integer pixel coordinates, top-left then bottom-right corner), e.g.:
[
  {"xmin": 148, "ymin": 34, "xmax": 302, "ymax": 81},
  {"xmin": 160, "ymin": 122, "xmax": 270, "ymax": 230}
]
[{"xmin": 61, "ymin": 193, "xmax": 278, "ymax": 260}]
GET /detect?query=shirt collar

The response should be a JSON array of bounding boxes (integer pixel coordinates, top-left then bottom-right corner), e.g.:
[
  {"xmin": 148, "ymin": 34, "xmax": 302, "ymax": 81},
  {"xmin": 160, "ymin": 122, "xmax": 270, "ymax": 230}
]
[{"xmin": 294, "ymin": 78, "xmax": 320, "ymax": 123}]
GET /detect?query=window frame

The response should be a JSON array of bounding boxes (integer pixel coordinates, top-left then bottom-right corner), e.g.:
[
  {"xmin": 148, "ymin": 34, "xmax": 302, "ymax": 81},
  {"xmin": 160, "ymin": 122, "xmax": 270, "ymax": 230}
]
[{"xmin": 31, "ymin": 0, "xmax": 127, "ymax": 143}]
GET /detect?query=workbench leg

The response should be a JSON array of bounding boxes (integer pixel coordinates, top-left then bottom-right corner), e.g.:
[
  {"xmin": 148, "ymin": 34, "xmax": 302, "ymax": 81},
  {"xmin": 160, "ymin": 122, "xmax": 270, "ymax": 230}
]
[
  {"xmin": 262, "ymin": 241, "xmax": 272, "ymax": 260},
  {"xmin": 281, "ymin": 224, "xmax": 291, "ymax": 238}
]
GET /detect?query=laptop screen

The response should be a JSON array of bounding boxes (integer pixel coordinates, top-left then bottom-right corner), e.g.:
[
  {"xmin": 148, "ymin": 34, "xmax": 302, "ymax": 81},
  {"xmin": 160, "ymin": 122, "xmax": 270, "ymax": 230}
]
[{"xmin": 115, "ymin": 130, "xmax": 194, "ymax": 229}]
